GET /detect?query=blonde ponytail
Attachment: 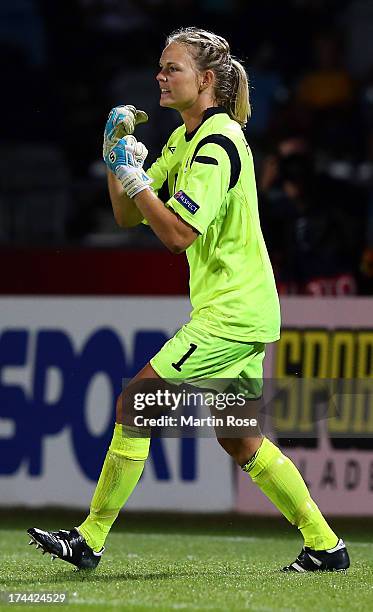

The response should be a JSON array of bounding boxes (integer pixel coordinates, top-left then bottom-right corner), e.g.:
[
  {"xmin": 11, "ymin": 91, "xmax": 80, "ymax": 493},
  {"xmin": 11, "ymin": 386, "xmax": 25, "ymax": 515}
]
[{"xmin": 228, "ymin": 59, "xmax": 251, "ymax": 127}]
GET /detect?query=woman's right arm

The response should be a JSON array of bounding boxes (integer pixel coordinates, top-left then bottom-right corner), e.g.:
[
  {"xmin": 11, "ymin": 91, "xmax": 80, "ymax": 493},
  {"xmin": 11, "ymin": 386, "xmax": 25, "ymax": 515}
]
[{"xmin": 107, "ymin": 169, "xmax": 144, "ymax": 228}]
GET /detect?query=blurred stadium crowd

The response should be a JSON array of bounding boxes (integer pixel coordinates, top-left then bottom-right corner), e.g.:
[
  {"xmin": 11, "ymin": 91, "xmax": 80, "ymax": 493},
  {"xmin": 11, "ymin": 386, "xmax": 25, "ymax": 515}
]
[{"xmin": 1, "ymin": 0, "xmax": 373, "ymax": 294}]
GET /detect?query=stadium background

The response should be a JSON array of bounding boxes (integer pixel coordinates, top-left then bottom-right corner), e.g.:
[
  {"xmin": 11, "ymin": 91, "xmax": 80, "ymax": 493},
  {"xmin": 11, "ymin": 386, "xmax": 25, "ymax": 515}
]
[
  {"xmin": 1, "ymin": 0, "xmax": 373, "ymax": 516},
  {"xmin": 0, "ymin": 3, "xmax": 373, "ymax": 606}
]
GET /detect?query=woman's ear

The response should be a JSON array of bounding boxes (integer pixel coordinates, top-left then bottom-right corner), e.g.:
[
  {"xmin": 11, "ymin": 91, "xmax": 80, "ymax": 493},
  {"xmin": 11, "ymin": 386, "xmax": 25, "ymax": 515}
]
[{"xmin": 200, "ymin": 69, "xmax": 215, "ymax": 91}]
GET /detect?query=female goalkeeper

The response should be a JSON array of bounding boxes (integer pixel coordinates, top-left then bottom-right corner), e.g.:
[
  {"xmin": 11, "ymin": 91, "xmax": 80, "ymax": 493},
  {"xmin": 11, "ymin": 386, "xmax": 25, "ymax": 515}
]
[{"xmin": 28, "ymin": 27, "xmax": 349, "ymax": 573}]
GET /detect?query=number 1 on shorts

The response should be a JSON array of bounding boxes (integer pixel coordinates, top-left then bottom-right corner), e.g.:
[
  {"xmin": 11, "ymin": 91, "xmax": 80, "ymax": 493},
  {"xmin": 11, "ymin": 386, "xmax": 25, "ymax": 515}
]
[{"xmin": 172, "ymin": 343, "xmax": 197, "ymax": 372}]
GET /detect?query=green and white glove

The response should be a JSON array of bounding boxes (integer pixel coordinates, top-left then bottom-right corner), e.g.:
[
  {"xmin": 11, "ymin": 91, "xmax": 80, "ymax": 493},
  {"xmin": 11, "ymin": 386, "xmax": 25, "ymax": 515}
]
[
  {"xmin": 103, "ymin": 105, "xmax": 148, "ymax": 158},
  {"xmin": 104, "ymin": 135, "xmax": 152, "ymax": 199}
]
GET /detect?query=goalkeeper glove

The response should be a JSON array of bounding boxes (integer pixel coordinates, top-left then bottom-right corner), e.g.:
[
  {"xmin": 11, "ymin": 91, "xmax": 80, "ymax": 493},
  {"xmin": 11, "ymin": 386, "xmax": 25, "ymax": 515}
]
[
  {"xmin": 124, "ymin": 135, "xmax": 148, "ymax": 168},
  {"xmin": 104, "ymin": 136, "xmax": 152, "ymax": 199},
  {"xmin": 103, "ymin": 105, "xmax": 148, "ymax": 158}
]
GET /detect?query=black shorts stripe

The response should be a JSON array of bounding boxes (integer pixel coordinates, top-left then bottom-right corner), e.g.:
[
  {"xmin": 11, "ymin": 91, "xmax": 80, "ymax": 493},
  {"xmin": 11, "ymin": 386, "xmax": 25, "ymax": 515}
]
[{"xmin": 190, "ymin": 134, "xmax": 241, "ymax": 190}]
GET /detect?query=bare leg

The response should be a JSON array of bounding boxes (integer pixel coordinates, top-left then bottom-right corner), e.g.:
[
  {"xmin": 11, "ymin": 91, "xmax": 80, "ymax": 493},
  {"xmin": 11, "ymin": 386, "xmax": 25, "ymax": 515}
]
[
  {"xmin": 217, "ymin": 436, "xmax": 262, "ymax": 465},
  {"xmin": 116, "ymin": 362, "xmax": 161, "ymax": 423}
]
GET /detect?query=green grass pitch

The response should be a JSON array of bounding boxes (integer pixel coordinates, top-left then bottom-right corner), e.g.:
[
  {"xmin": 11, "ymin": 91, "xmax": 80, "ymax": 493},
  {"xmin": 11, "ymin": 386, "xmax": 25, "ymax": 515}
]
[{"xmin": 0, "ymin": 511, "xmax": 372, "ymax": 612}]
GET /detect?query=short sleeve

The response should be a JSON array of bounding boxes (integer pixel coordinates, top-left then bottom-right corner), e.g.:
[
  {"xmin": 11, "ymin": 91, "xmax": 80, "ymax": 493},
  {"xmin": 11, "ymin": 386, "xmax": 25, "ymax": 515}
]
[{"xmin": 166, "ymin": 140, "xmax": 236, "ymax": 235}]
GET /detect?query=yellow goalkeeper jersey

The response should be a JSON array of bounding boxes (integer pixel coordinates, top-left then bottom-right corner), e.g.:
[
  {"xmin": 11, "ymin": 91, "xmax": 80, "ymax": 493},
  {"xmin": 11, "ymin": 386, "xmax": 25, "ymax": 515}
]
[{"xmin": 147, "ymin": 107, "xmax": 280, "ymax": 343}]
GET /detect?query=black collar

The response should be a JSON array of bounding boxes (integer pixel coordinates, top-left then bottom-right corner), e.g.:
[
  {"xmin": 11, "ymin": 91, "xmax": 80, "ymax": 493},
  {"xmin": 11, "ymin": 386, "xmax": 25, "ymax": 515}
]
[{"xmin": 184, "ymin": 107, "xmax": 226, "ymax": 142}]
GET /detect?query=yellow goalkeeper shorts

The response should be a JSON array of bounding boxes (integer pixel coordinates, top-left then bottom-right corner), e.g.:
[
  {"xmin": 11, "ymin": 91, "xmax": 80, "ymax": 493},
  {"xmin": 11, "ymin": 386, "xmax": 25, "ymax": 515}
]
[{"xmin": 150, "ymin": 319, "xmax": 265, "ymax": 399}]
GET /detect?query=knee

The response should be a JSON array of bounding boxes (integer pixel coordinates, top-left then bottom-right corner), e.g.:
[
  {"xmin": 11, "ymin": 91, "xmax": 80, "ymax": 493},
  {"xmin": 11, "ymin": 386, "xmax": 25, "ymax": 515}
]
[{"xmin": 217, "ymin": 436, "xmax": 263, "ymax": 466}]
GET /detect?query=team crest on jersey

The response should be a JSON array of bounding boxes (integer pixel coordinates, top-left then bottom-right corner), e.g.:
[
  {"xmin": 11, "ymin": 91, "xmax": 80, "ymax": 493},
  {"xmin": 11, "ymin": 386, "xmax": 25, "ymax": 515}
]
[{"xmin": 174, "ymin": 190, "xmax": 200, "ymax": 215}]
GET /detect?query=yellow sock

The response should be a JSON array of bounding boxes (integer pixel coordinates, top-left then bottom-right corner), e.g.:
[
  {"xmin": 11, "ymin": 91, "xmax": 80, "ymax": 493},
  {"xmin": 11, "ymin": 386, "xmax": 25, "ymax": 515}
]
[
  {"xmin": 78, "ymin": 423, "xmax": 150, "ymax": 552},
  {"xmin": 242, "ymin": 438, "xmax": 338, "ymax": 550}
]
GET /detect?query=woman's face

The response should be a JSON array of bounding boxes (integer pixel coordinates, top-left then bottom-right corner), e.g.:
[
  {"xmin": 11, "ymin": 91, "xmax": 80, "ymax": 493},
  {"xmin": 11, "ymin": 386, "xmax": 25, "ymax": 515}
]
[{"xmin": 157, "ymin": 42, "xmax": 202, "ymax": 111}]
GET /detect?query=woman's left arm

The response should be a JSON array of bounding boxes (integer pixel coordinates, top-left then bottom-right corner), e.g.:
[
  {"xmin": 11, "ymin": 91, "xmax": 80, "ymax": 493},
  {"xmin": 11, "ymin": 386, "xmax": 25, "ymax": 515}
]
[{"xmin": 134, "ymin": 189, "xmax": 198, "ymax": 253}]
